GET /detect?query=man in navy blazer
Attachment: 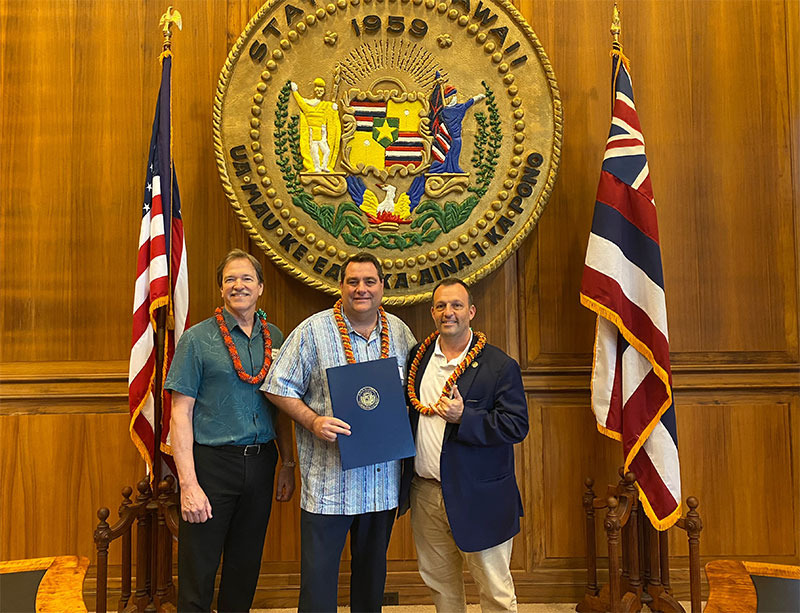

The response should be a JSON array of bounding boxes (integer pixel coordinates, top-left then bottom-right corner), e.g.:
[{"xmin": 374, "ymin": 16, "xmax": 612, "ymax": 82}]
[{"xmin": 398, "ymin": 278, "xmax": 528, "ymax": 612}]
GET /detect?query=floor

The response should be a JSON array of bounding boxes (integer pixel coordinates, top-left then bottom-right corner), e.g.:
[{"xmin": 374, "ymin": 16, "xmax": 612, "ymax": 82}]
[
  {"xmin": 255, "ymin": 603, "xmax": 698, "ymax": 612},
  {"xmin": 103, "ymin": 604, "xmax": 572, "ymax": 613}
]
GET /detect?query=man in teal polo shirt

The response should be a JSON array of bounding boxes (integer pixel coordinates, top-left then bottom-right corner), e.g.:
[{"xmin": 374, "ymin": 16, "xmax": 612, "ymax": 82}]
[{"xmin": 165, "ymin": 249, "xmax": 296, "ymax": 612}]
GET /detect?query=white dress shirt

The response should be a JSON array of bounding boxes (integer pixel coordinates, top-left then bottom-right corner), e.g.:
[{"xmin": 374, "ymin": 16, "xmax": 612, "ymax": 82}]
[{"xmin": 414, "ymin": 330, "xmax": 473, "ymax": 481}]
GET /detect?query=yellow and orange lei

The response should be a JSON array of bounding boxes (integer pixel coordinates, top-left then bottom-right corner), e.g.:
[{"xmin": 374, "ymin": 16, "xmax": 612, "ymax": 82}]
[
  {"xmin": 333, "ymin": 299, "xmax": 390, "ymax": 364},
  {"xmin": 406, "ymin": 331, "xmax": 486, "ymax": 415}
]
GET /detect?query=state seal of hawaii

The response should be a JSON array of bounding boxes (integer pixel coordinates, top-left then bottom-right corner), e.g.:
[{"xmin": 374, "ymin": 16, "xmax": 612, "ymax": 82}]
[{"xmin": 214, "ymin": 0, "xmax": 561, "ymax": 304}]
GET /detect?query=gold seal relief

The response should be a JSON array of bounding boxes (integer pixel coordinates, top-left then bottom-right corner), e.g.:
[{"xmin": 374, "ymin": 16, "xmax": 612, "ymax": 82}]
[{"xmin": 215, "ymin": 0, "xmax": 562, "ymax": 305}]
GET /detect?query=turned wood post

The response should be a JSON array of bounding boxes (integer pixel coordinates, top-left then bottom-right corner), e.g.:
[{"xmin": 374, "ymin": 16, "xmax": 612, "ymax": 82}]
[
  {"xmin": 684, "ymin": 497, "xmax": 703, "ymax": 613},
  {"xmin": 623, "ymin": 472, "xmax": 641, "ymax": 595},
  {"xmin": 659, "ymin": 529, "xmax": 671, "ymax": 593},
  {"xmin": 118, "ymin": 486, "xmax": 134, "ymax": 609},
  {"xmin": 582, "ymin": 477, "xmax": 599, "ymax": 596},
  {"xmin": 605, "ymin": 496, "xmax": 622, "ymax": 612},
  {"xmin": 134, "ymin": 479, "xmax": 154, "ymax": 609},
  {"xmin": 93, "ymin": 507, "xmax": 111, "ymax": 613},
  {"xmin": 155, "ymin": 478, "xmax": 175, "ymax": 606},
  {"xmin": 617, "ymin": 468, "xmax": 630, "ymax": 588}
]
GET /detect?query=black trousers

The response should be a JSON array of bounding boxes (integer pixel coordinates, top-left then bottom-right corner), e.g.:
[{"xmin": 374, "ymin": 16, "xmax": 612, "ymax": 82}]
[
  {"xmin": 298, "ymin": 508, "xmax": 396, "ymax": 613},
  {"xmin": 177, "ymin": 442, "xmax": 278, "ymax": 612}
]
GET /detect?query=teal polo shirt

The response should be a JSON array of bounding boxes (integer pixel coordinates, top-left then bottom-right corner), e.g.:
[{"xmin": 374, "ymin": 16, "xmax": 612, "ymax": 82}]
[{"xmin": 165, "ymin": 309, "xmax": 284, "ymax": 446}]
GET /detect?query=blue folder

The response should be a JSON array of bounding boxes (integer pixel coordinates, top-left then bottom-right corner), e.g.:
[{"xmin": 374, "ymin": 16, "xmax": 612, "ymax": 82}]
[{"xmin": 326, "ymin": 357, "xmax": 416, "ymax": 470}]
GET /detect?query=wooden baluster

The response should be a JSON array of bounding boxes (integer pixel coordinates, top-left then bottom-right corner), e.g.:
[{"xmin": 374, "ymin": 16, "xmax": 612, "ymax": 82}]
[
  {"xmin": 659, "ymin": 529, "xmax": 671, "ymax": 595},
  {"xmin": 684, "ymin": 497, "xmax": 703, "ymax": 613},
  {"xmin": 584, "ymin": 478, "xmax": 599, "ymax": 596},
  {"xmin": 155, "ymin": 478, "xmax": 175, "ymax": 608},
  {"xmin": 146, "ymin": 494, "xmax": 159, "ymax": 613},
  {"xmin": 135, "ymin": 479, "xmax": 153, "ymax": 610},
  {"xmin": 617, "ymin": 469, "xmax": 630, "ymax": 592},
  {"xmin": 605, "ymin": 497, "xmax": 622, "ymax": 613},
  {"xmin": 577, "ymin": 478, "xmax": 607, "ymax": 613},
  {"xmin": 94, "ymin": 507, "xmax": 111, "ymax": 613},
  {"xmin": 639, "ymin": 506, "xmax": 654, "ymax": 608},
  {"xmin": 118, "ymin": 486, "xmax": 133, "ymax": 610},
  {"xmin": 647, "ymin": 519, "xmax": 663, "ymax": 611},
  {"xmin": 163, "ymin": 475, "xmax": 178, "ymax": 603},
  {"xmin": 624, "ymin": 472, "xmax": 642, "ymax": 600}
]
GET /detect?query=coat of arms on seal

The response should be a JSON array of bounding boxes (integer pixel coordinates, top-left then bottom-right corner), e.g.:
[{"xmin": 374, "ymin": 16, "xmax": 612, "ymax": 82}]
[
  {"xmin": 356, "ymin": 386, "xmax": 380, "ymax": 411},
  {"xmin": 215, "ymin": 0, "xmax": 562, "ymax": 304}
]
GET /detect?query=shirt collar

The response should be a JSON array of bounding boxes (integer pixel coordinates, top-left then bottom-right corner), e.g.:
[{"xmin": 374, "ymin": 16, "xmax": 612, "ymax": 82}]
[
  {"xmin": 221, "ymin": 308, "xmax": 262, "ymax": 334},
  {"xmin": 433, "ymin": 329, "xmax": 473, "ymax": 365},
  {"xmin": 340, "ymin": 309, "xmax": 382, "ymax": 340}
]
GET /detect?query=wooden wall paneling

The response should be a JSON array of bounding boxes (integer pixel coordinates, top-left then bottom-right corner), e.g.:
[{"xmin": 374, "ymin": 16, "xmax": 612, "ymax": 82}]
[
  {"xmin": 520, "ymin": 0, "xmax": 611, "ymax": 364},
  {"xmin": 660, "ymin": 0, "xmax": 797, "ymax": 358},
  {"xmin": 1, "ymin": 0, "xmax": 80, "ymax": 362},
  {"xmin": 789, "ymin": 0, "xmax": 800, "ymax": 362},
  {"xmin": 517, "ymin": 391, "xmax": 544, "ymax": 568},
  {"xmin": 668, "ymin": 393, "xmax": 797, "ymax": 559},
  {"xmin": 70, "ymin": 1, "xmax": 148, "ymax": 363},
  {"xmin": 538, "ymin": 400, "xmax": 623, "ymax": 559},
  {"xmin": 0, "ymin": 412, "xmax": 143, "ymax": 563}
]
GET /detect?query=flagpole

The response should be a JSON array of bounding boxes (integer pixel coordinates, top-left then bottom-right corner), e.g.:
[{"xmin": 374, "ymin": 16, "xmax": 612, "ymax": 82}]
[
  {"xmin": 152, "ymin": 6, "xmax": 182, "ymax": 487},
  {"xmin": 609, "ymin": 3, "xmax": 627, "ymax": 112}
]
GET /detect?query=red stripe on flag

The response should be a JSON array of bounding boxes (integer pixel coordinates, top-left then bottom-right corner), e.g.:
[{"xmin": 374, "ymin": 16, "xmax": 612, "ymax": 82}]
[
  {"xmin": 629, "ymin": 447, "xmax": 679, "ymax": 521},
  {"xmin": 621, "ymin": 370, "xmax": 670, "ymax": 455},
  {"xmin": 606, "ymin": 137, "xmax": 643, "ymax": 149},
  {"xmin": 612, "ymin": 98, "xmax": 642, "ymax": 133},
  {"xmin": 604, "ymin": 341, "xmax": 625, "ymax": 434},
  {"xmin": 581, "ymin": 267, "xmax": 670, "ymax": 370},
  {"xmin": 596, "ymin": 172, "xmax": 660, "ymax": 243}
]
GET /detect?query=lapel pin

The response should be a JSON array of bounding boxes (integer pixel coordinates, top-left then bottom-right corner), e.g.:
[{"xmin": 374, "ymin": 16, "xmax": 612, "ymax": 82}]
[{"xmin": 471, "ymin": 362, "xmax": 478, "ymax": 368}]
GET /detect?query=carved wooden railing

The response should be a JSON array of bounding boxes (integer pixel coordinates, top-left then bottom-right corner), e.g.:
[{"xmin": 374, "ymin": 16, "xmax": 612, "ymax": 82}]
[
  {"xmin": 93, "ymin": 476, "xmax": 179, "ymax": 613},
  {"xmin": 577, "ymin": 470, "xmax": 703, "ymax": 613}
]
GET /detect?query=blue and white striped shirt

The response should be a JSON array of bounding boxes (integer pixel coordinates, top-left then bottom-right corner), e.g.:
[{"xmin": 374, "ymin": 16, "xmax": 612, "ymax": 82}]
[{"xmin": 262, "ymin": 308, "xmax": 416, "ymax": 515}]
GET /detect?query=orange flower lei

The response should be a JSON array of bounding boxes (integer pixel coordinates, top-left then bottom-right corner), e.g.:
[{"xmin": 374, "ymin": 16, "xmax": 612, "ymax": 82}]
[
  {"xmin": 333, "ymin": 299, "xmax": 390, "ymax": 364},
  {"xmin": 406, "ymin": 330, "xmax": 487, "ymax": 415},
  {"xmin": 215, "ymin": 307, "xmax": 272, "ymax": 384}
]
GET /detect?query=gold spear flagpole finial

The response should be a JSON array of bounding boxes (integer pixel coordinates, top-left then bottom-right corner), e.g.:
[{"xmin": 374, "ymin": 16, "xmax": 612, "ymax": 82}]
[
  {"xmin": 611, "ymin": 2, "xmax": 621, "ymax": 47},
  {"xmin": 160, "ymin": 6, "xmax": 183, "ymax": 53}
]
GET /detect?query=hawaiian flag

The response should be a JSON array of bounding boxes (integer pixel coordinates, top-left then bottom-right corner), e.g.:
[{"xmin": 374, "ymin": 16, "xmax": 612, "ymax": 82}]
[
  {"xmin": 580, "ymin": 46, "xmax": 681, "ymax": 530},
  {"xmin": 429, "ymin": 73, "xmax": 451, "ymax": 163},
  {"xmin": 351, "ymin": 100, "xmax": 387, "ymax": 132},
  {"xmin": 129, "ymin": 52, "xmax": 188, "ymax": 478},
  {"xmin": 386, "ymin": 132, "xmax": 424, "ymax": 167}
]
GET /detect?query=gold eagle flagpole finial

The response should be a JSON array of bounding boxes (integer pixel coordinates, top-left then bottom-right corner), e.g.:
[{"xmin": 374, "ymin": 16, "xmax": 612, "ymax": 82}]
[
  {"xmin": 611, "ymin": 3, "xmax": 621, "ymax": 48},
  {"xmin": 160, "ymin": 6, "xmax": 183, "ymax": 53}
]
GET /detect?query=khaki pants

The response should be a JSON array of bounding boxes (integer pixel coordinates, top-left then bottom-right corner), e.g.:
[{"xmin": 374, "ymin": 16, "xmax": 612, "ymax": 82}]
[{"xmin": 410, "ymin": 476, "xmax": 518, "ymax": 613}]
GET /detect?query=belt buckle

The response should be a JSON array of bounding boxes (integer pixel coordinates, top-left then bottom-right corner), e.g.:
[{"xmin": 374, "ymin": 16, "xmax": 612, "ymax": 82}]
[{"xmin": 243, "ymin": 444, "xmax": 261, "ymax": 456}]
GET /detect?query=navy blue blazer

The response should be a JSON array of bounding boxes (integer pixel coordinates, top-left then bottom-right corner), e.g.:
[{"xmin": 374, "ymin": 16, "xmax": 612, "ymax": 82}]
[{"xmin": 398, "ymin": 336, "xmax": 528, "ymax": 552}]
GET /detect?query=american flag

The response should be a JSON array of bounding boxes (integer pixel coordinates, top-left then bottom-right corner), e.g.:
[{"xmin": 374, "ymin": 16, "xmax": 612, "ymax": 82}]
[
  {"xmin": 129, "ymin": 52, "xmax": 188, "ymax": 478},
  {"xmin": 429, "ymin": 75, "xmax": 451, "ymax": 163},
  {"xmin": 580, "ymin": 47, "xmax": 681, "ymax": 530}
]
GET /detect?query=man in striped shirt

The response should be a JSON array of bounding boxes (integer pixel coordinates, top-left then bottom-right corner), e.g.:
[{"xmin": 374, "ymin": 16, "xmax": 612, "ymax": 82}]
[{"xmin": 264, "ymin": 252, "xmax": 416, "ymax": 613}]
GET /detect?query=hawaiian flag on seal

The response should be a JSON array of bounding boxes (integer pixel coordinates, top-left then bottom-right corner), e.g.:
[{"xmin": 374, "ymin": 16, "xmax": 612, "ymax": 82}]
[
  {"xmin": 129, "ymin": 51, "xmax": 188, "ymax": 478},
  {"xmin": 429, "ymin": 72, "xmax": 451, "ymax": 163},
  {"xmin": 580, "ymin": 46, "xmax": 681, "ymax": 530}
]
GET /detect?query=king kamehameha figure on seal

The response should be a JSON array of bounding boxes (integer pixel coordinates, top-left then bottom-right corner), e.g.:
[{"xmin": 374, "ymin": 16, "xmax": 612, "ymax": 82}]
[
  {"xmin": 429, "ymin": 73, "xmax": 486, "ymax": 175},
  {"xmin": 291, "ymin": 77, "xmax": 342, "ymax": 173},
  {"xmin": 417, "ymin": 71, "xmax": 487, "ymax": 199}
]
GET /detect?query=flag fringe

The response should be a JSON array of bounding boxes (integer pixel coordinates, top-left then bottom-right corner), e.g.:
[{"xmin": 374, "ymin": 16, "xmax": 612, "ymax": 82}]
[
  {"xmin": 638, "ymin": 483, "xmax": 682, "ymax": 531},
  {"xmin": 129, "ymin": 385, "xmax": 155, "ymax": 480},
  {"xmin": 581, "ymin": 292, "xmax": 675, "ymax": 506}
]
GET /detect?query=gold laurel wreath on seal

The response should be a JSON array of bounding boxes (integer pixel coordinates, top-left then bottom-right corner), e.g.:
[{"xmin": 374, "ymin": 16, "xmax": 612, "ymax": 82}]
[{"xmin": 213, "ymin": 0, "xmax": 563, "ymax": 306}]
